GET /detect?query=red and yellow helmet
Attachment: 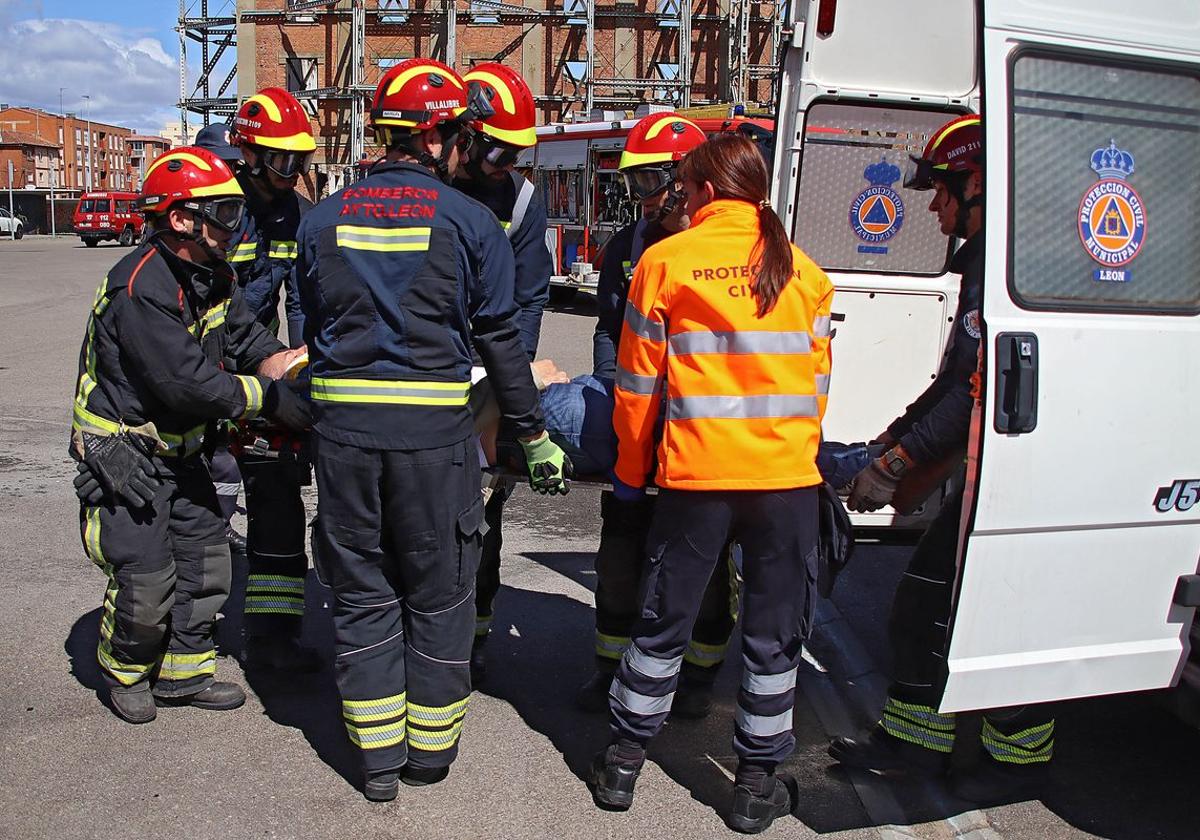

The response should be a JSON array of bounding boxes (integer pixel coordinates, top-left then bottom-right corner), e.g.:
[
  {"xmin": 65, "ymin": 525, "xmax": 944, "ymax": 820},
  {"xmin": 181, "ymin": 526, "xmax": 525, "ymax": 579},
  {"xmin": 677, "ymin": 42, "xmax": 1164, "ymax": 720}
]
[
  {"xmin": 904, "ymin": 115, "xmax": 982, "ymax": 191},
  {"xmin": 138, "ymin": 146, "xmax": 245, "ymax": 230},
  {"xmin": 618, "ymin": 113, "xmax": 706, "ymax": 171},
  {"xmin": 233, "ymin": 88, "xmax": 317, "ymax": 153},
  {"xmin": 371, "ymin": 58, "xmax": 470, "ymax": 144},
  {"xmin": 463, "ymin": 63, "xmax": 538, "ymax": 148}
]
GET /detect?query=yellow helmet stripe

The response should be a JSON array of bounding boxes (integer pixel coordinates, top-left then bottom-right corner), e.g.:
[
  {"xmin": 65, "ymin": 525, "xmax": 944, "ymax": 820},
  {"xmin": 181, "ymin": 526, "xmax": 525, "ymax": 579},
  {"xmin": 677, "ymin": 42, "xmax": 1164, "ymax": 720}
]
[
  {"xmin": 387, "ymin": 64, "xmax": 464, "ymax": 97},
  {"xmin": 246, "ymin": 93, "xmax": 283, "ymax": 123},
  {"xmin": 618, "ymin": 149, "xmax": 674, "ymax": 170},
  {"xmin": 244, "ymin": 130, "xmax": 317, "ymax": 153},
  {"xmin": 481, "ymin": 122, "xmax": 537, "ymax": 148},
  {"xmin": 467, "ymin": 70, "xmax": 515, "ymax": 115},
  {"xmin": 928, "ymin": 115, "xmax": 980, "ymax": 156},
  {"xmin": 145, "ymin": 151, "xmax": 214, "ymax": 180},
  {"xmin": 190, "ymin": 177, "xmax": 244, "ymax": 198},
  {"xmin": 644, "ymin": 116, "xmax": 701, "ymax": 141}
]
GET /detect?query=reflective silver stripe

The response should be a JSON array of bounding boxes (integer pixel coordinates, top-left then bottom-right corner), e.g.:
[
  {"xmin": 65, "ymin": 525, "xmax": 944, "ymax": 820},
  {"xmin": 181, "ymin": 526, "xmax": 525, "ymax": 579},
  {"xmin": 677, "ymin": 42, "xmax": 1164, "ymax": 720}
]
[
  {"xmin": 610, "ymin": 681, "xmax": 674, "ymax": 715},
  {"xmin": 335, "ymin": 225, "xmax": 432, "ymax": 251},
  {"xmin": 813, "ymin": 315, "xmax": 832, "ymax": 338},
  {"xmin": 669, "ymin": 330, "xmax": 811, "ymax": 356},
  {"xmin": 623, "ymin": 300, "xmax": 666, "ymax": 343},
  {"xmin": 615, "ymin": 366, "xmax": 660, "ymax": 396},
  {"xmin": 742, "ymin": 666, "xmax": 797, "ymax": 696},
  {"xmin": 815, "ymin": 374, "xmax": 830, "ymax": 395},
  {"xmin": 624, "ymin": 644, "xmax": 683, "ymax": 681},
  {"xmin": 735, "ymin": 705, "xmax": 794, "ymax": 736},
  {"xmin": 669, "ymin": 394, "xmax": 819, "ymax": 421},
  {"xmin": 213, "ymin": 482, "xmax": 240, "ymax": 496}
]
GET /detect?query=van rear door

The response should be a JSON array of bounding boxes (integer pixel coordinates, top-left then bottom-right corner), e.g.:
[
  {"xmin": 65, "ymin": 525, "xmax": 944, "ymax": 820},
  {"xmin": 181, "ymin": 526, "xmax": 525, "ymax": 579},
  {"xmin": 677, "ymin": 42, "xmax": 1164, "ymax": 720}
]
[
  {"xmin": 942, "ymin": 0, "xmax": 1200, "ymax": 711},
  {"xmin": 771, "ymin": 0, "xmax": 979, "ymax": 527}
]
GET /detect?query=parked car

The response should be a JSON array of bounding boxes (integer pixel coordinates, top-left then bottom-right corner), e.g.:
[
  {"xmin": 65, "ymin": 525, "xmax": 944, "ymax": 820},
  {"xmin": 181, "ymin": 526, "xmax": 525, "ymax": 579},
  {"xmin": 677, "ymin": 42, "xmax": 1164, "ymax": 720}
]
[
  {"xmin": 72, "ymin": 191, "xmax": 143, "ymax": 247},
  {"xmin": 0, "ymin": 206, "xmax": 24, "ymax": 239}
]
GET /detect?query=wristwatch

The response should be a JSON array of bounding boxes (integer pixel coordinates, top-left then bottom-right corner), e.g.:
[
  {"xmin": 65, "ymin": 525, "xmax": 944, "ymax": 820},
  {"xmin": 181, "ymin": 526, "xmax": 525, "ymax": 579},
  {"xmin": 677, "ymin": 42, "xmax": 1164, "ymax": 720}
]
[{"xmin": 881, "ymin": 446, "xmax": 912, "ymax": 478}]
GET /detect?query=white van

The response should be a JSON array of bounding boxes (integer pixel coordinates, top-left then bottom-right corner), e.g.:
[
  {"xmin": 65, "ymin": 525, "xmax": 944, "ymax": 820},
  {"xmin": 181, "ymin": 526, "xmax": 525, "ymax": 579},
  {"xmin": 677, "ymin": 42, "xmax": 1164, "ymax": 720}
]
[{"xmin": 772, "ymin": 1, "xmax": 1200, "ymax": 712}]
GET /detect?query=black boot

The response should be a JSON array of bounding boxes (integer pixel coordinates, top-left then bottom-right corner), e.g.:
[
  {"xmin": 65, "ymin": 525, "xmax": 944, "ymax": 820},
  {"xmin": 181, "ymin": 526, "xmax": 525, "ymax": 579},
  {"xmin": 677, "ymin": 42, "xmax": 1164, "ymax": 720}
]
[
  {"xmin": 243, "ymin": 635, "xmax": 322, "ymax": 674},
  {"xmin": 364, "ymin": 771, "xmax": 400, "ymax": 802},
  {"xmin": 828, "ymin": 725, "xmax": 947, "ymax": 775},
  {"xmin": 470, "ymin": 640, "xmax": 486, "ymax": 686},
  {"xmin": 726, "ymin": 772, "xmax": 798, "ymax": 834},
  {"xmin": 575, "ymin": 669, "xmax": 615, "ymax": 714},
  {"xmin": 225, "ymin": 525, "xmax": 247, "ymax": 555},
  {"xmin": 109, "ymin": 683, "xmax": 157, "ymax": 724},
  {"xmin": 949, "ymin": 755, "xmax": 1049, "ymax": 804},
  {"xmin": 401, "ymin": 765, "xmax": 450, "ymax": 787},
  {"xmin": 589, "ymin": 741, "xmax": 645, "ymax": 811},
  {"xmin": 155, "ymin": 681, "xmax": 246, "ymax": 711}
]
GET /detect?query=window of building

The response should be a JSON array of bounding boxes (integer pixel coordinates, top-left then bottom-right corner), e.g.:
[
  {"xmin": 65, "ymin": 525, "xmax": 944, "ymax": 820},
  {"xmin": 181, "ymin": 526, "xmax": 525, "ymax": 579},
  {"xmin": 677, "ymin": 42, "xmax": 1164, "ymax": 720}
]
[
  {"xmin": 564, "ymin": 61, "xmax": 588, "ymax": 86},
  {"xmin": 1009, "ymin": 51, "xmax": 1200, "ymax": 313},
  {"xmin": 657, "ymin": 0, "xmax": 681, "ymax": 28},
  {"xmin": 470, "ymin": 0, "xmax": 499, "ymax": 25},
  {"xmin": 286, "ymin": 57, "xmax": 320, "ymax": 117},
  {"xmin": 378, "ymin": 0, "xmax": 410, "ymax": 23},
  {"xmin": 564, "ymin": 0, "xmax": 587, "ymax": 25},
  {"xmin": 653, "ymin": 62, "xmax": 680, "ymax": 104},
  {"xmin": 58, "ymin": 127, "xmax": 63, "ymax": 144},
  {"xmin": 75, "ymin": 128, "xmax": 81, "ymax": 146}
]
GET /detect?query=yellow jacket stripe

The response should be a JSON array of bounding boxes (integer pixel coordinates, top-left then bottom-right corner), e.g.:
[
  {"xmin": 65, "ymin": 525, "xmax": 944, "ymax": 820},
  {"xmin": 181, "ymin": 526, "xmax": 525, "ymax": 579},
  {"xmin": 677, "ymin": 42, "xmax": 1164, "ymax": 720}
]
[{"xmin": 311, "ymin": 377, "xmax": 470, "ymax": 406}]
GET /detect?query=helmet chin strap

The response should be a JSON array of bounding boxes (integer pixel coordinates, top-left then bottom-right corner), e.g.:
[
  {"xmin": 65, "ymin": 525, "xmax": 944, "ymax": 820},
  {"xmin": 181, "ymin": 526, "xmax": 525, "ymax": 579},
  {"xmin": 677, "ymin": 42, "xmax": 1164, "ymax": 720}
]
[
  {"xmin": 384, "ymin": 125, "xmax": 462, "ymax": 184},
  {"xmin": 654, "ymin": 180, "xmax": 684, "ymax": 223},
  {"xmin": 953, "ymin": 194, "xmax": 982, "ymax": 239}
]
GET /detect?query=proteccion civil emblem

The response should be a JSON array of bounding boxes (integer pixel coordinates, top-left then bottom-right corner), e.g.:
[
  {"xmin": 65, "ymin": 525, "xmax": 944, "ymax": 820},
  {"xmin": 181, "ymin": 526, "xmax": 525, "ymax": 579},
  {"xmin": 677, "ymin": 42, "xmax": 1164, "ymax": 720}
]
[
  {"xmin": 1078, "ymin": 140, "xmax": 1146, "ymax": 282},
  {"xmin": 850, "ymin": 157, "xmax": 905, "ymax": 254}
]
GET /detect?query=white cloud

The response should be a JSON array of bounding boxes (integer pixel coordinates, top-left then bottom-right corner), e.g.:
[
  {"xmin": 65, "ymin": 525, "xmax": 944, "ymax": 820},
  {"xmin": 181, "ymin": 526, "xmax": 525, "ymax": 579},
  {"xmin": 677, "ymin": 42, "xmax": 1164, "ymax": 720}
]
[{"xmin": 0, "ymin": 16, "xmax": 179, "ymax": 133}]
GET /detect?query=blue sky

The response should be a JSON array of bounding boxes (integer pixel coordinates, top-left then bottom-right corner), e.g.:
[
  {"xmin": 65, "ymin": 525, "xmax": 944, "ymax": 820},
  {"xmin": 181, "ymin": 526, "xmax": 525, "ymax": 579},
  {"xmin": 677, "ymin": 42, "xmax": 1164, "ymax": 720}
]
[{"xmin": 0, "ymin": 0, "xmax": 236, "ymax": 133}]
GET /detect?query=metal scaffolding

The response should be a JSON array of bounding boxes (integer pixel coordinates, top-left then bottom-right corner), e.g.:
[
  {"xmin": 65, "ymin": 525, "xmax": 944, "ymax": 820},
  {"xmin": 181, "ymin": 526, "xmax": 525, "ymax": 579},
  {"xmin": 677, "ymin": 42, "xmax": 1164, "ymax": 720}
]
[{"xmin": 178, "ymin": 0, "xmax": 239, "ymax": 135}]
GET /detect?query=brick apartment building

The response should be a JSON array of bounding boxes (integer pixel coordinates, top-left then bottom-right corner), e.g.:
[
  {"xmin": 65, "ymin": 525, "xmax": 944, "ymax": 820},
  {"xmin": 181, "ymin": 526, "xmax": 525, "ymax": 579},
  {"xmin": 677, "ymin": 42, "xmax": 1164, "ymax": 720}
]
[
  {"xmin": 0, "ymin": 106, "xmax": 134, "ymax": 192},
  {"xmin": 0, "ymin": 129, "xmax": 61, "ymax": 189},
  {"xmin": 127, "ymin": 135, "xmax": 173, "ymax": 190},
  {"xmin": 234, "ymin": 0, "xmax": 776, "ymax": 191}
]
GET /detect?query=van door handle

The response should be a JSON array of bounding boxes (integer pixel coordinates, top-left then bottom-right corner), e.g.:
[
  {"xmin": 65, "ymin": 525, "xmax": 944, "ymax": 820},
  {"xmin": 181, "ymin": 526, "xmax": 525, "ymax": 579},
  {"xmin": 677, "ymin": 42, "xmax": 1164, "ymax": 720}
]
[{"xmin": 994, "ymin": 332, "xmax": 1038, "ymax": 434}]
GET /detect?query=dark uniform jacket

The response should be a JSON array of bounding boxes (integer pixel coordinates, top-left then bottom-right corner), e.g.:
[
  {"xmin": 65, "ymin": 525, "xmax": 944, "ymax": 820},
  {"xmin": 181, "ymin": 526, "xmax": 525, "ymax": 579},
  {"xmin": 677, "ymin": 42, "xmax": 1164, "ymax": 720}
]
[
  {"xmin": 71, "ymin": 239, "xmax": 285, "ymax": 461},
  {"xmin": 294, "ymin": 160, "xmax": 543, "ymax": 451},
  {"xmin": 591, "ymin": 216, "xmax": 672, "ymax": 377},
  {"xmin": 453, "ymin": 170, "xmax": 551, "ymax": 358},
  {"xmin": 227, "ymin": 173, "xmax": 313, "ymax": 347},
  {"xmin": 886, "ymin": 232, "xmax": 983, "ymax": 464}
]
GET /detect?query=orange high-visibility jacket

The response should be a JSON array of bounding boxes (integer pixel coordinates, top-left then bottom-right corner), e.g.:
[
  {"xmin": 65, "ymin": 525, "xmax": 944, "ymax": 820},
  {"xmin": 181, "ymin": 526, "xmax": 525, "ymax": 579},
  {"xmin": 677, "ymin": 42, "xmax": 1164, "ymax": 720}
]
[{"xmin": 613, "ymin": 199, "xmax": 833, "ymax": 491}]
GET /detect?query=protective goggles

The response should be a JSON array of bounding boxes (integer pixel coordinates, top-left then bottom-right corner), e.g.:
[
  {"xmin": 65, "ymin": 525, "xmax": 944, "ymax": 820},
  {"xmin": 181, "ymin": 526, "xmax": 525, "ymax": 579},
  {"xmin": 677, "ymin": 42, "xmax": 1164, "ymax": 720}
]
[
  {"xmin": 902, "ymin": 155, "xmax": 938, "ymax": 191},
  {"xmin": 260, "ymin": 148, "xmax": 314, "ymax": 179},
  {"xmin": 473, "ymin": 133, "xmax": 522, "ymax": 170},
  {"xmin": 623, "ymin": 165, "xmax": 676, "ymax": 201},
  {"xmin": 184, "ymin": 197, "xmax": 246, "ymax": 233}
]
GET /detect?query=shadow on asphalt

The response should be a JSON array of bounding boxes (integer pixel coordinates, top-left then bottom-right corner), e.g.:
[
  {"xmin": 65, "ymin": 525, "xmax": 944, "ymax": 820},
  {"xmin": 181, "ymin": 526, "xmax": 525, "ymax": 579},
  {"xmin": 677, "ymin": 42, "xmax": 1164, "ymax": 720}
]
[{"xmin": 65, "ymin": 607, "xmax": 108, "ymax": 715}]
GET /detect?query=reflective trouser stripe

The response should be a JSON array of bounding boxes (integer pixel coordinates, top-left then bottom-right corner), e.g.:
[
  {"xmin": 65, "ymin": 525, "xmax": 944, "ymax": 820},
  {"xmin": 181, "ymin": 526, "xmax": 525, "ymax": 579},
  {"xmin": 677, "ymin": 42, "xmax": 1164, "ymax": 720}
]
[
  {"xmin": 625, "ymin": 644, "xmax": 683, "ymax": 680},
  {"xmin": 214, "ymin": 482, "xmax": 240, "ymax": 496},
  {"xmin": 345, "ymin": 719, "xmax": 407, "ymax": 749},
  {"xmin": 343, "ymin": 693, "xmax": 407, "ymax": 724},
  {"xmin": 245, "ymin": 574, "xmax": 305, "ymax": 615},
  {"xmin": 981, "ymin": 719, "xmax": 1054, "ymax": 765},
  {"xmin": 881, "ymin": 696, "xmax": 956, "ymax": 753},
  {"xmin": 408, "ymin": 698, "xmax": 468, "ymax": 752},
  {"xmin": 669, "ymin": 393, "xmax": 819, "ymax": 421},
  {"xmin": 310, "ymin": 377, "xmax": 470, "ymax": 406},
  {"xmin": 736, "ymin": 705, "xmax": 794, "ymax": 737},
  {"xmin": 683, "ymin": 638, "xmax": 728, "ymax": 669},
  {"xmin": 595, "ymin": 631, "xmax": 629, "ymax": 661},
  {"xmin": 475, "ymin": 613, "xmax": 493, "ymax": 638},
  {"xmin": 158, "ymin": 649, "xmax": 217, "ymax": 681},
  {"xmin": 96, "ymin": 569, "xmax": 155, "ymax": 686},
  {"xmin": 742, "ymin": 666, "xmax": 798, "ymax": 696},
  {"xmin": 408, "ymin": 722, "xmax": 464, "ymax": 750},
  {"xmin": 610, "ymin": 680, "xmax": 674, "ymax": 716},
  {"xmin": 408, "ymin": 698, "xmax": 469, "ymax": 726}
]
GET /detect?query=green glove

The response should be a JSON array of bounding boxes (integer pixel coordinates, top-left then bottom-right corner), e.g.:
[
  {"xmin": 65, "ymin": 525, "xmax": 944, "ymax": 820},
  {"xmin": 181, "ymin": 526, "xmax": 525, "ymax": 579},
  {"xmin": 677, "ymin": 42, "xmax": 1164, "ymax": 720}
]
[{"xmin": 520, "ymin": 432, "xmax": 573, "ymax": 496}]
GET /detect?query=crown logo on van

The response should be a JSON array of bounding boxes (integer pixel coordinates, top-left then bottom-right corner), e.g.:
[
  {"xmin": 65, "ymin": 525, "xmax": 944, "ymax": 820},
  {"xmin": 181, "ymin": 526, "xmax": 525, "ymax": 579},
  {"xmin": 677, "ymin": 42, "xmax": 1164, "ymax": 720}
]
[
  {"xmin": 1089, "ymin": 140, "xmax": 1135, "ymax": 180},
  {"xmin": 863, "ymin": 157, "xmax": 901, "ymax": 187}
]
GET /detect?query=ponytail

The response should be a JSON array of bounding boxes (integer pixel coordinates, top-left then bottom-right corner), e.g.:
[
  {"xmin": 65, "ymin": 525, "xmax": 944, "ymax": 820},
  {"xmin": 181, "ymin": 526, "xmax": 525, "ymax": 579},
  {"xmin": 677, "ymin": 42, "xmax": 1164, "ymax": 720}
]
[{"xmin": 679, "ymin": 132, "xmax": 794, "ymax": 317}]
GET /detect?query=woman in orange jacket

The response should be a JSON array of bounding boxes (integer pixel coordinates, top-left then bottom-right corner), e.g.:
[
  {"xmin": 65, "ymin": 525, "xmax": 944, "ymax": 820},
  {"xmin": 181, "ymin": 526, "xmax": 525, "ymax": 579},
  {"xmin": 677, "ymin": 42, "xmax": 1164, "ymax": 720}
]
[{"xmin": 588, "ymin": 132, "xmax": 834, "ymax": 834}]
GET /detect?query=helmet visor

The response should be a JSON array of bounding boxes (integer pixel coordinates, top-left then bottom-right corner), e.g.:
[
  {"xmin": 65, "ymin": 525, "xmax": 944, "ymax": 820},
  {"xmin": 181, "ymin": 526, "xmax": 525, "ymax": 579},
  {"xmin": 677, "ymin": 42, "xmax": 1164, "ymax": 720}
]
[
  {"xmin": 262, "ymin": 149, "xmax": 314, "ymax": 179},
  {"xmin": 623, "ymin": 166, "xmax": 675, "ymax": 201},
  {"xmin": 200, "ymin": 197, "xmax": 246, "ymax": 232},
  {"xmin": 475, "ymin": 134, "xmax": 521, "ymax": 170},
  {"xmin": 902, "ymin": 155, "xmax": 937, "ymax": 191}
]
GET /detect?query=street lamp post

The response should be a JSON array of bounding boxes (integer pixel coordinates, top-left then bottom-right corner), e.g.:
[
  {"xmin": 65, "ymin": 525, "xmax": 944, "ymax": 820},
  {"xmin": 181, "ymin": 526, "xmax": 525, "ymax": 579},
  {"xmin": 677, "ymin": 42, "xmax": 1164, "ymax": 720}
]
[{"xmin": 82, "ymin": 94, "xmax": 92, "ymax": 193}]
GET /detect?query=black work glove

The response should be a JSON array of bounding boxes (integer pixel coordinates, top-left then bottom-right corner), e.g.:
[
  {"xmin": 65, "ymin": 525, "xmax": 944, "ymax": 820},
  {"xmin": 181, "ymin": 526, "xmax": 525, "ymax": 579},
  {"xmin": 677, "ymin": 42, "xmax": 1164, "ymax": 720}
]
[
  {"xmin": 263, "ymin": 380, "xmax": 313, "ymax": 432},
  {"xmin": 77, "ymin": 431, "xmax": 162, "ymax": 508}
]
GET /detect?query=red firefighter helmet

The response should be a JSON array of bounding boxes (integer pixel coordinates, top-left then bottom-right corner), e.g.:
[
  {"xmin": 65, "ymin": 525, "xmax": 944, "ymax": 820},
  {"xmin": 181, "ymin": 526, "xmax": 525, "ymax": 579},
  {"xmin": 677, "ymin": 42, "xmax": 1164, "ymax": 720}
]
[
  {"xmin": 463, "ymin": 63, "xmax": 538, "ymax": 148},
  {"xmin": 618, "ymin": 113, "xmax": 706, "ymax": 201},
  {"xmin": 138, "ymin": 146, "xmax": 245, "ymax": 230},
  {"xmin": 904, "ymin": 115, "xmax": 983, "ymax": 191},
  {"xmin": 370, "ymin": 58, "xmax": 471, "ymax": 144},
  {"xmin": 233, "ymin": 88, "xmax": 317, "ymax": 153}
]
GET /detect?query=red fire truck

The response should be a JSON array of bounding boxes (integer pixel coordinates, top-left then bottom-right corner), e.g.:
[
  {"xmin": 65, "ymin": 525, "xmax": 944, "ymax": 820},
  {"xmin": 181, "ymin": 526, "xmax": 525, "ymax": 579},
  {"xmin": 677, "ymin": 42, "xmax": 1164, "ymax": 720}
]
[{"xmin": 72, "ymin": 191, "xmax": 143, "ymax": 248}]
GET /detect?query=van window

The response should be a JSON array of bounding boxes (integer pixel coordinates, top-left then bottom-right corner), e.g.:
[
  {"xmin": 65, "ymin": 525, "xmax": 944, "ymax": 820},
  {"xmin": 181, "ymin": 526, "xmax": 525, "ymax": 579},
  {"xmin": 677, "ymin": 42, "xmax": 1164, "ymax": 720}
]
[
  {"xmin": 80, "ymin": 199, "xmax": 111, "ymax": 213},
  {"xmin": 1010, "ymin": 52, "xmax": 1200, "ymax": 314},
  {"xmin": 114, "ymin": 200, "xmax": 129, "ymax": 214},
  {"xmin": 792, "ymin": 102, "xmax": 954, "ymax": 275}
]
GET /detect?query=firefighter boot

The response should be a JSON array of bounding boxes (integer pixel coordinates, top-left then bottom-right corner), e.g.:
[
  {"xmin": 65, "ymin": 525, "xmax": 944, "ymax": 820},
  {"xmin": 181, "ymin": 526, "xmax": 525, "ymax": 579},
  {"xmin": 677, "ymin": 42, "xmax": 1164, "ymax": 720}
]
[
  {"xmin": 575, "ymin": 669, "xmax": 615, "ymax": 714},
  {"xmin": 726, "ymin": 768, "xmax": 799, "ymax": 835},
  {"xmin": 109, "ymin": 682, "xmax": 157, "ymax": 725},
  {"xmin": 589, "ymin": 740, "xmax": 645, "ymax": 811},
  {"xmin": 243, "ymin": 634, "xmax": 322, "ymax": 674},
  {"xmin": 828, "ymin": 725, "xmax": 947, "ymax": 775},
  {"xmin": 155, "ymin": 681, "xmax": 246, "ymax": 711},
  {"xmin": 401, "ymin": 765, "xmax": 450, "ymax": 787},
  {"xmin": 949, "ymin": 755, "xmax": 1049, "ymax": 804},
  {"xmin": 364, "ymin": 771, "xmax": 400, "ymax": 802}
]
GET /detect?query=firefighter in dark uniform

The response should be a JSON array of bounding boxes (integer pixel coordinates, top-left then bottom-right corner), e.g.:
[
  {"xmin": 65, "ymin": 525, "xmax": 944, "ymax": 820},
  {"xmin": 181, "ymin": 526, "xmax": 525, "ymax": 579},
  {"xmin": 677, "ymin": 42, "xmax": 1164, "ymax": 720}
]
[
  {"xmin": 70, "ymin": 147, "xmax": 311, "ymax": 724},
  {"xmin": 225, "ymin": 88, "xmax": 320, "ymax": 673},
  {"xmin": 294, "ymin": 59, "xmax": 569, "ymax": 802},
  {"xmin": 578, "ymin": 113, "xmax": 735, "ymax": 718},
  {"xmin": 830, "ymin": 116, "xmax": 1056, "ymax": 802},
  {"xmin": 451, "ymin": 62, "xmax": 553, "ymax": 683}
]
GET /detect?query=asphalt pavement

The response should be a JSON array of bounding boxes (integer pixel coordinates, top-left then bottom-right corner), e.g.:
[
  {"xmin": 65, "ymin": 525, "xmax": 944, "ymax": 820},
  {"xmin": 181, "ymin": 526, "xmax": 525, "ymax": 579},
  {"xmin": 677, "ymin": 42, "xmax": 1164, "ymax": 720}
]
[{"xmin": 0, "ymin": 236, "xmax": 1196, "ymax": 840}]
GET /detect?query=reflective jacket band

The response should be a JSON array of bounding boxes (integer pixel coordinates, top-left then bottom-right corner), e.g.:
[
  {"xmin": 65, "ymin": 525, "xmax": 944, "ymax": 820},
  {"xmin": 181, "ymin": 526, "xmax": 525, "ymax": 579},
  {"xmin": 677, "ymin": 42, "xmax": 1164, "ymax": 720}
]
[
  {"xmin": 813, "ymin": 315, "xmax": 832, "ymax": 338},
  {"xmin": 311, "ymin": 377, "xmax": 470, "ymax": 406},
  {"xmin": 669, "ymin": 394, "xmax": 819, "ymax": 421},
  {"xmin": 267, "ymin": 240, "xmax": 299, "ymax": 260},
  {"xmin": 669, "ymin": 330, "xmax": 812, "ymax": 356},
  {"xmin": 623, "ymin": 300, "xmax": 666, "ymax": 343},
  {"xmin": 228, "ymin": 242, "xmax": 257, "ymax": 263},
  {"xmin": 237, "ymin": 375, "xmax": 264, "ymax": 417},
  {"xmin": 615, "ymin": 366, "xmax": 661, "ymax": 396},
  {"xmin": 335, "ymin": 225, "xmax": 432, "ymax": 252},
  {"xmin": 816, "ymin": 374, "xmax": 830, "ymax": 395},
  {"xmin": 200, "ymin": 301, "xmax": 229, "ymax": 339}
]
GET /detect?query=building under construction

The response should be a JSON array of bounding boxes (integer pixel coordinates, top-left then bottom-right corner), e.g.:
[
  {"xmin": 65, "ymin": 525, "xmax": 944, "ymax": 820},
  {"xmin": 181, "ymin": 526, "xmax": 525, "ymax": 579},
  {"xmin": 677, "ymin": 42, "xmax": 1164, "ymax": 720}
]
[{"xmin": 180, "ymin": 0, "xmax": 785, "ymax": 192}]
